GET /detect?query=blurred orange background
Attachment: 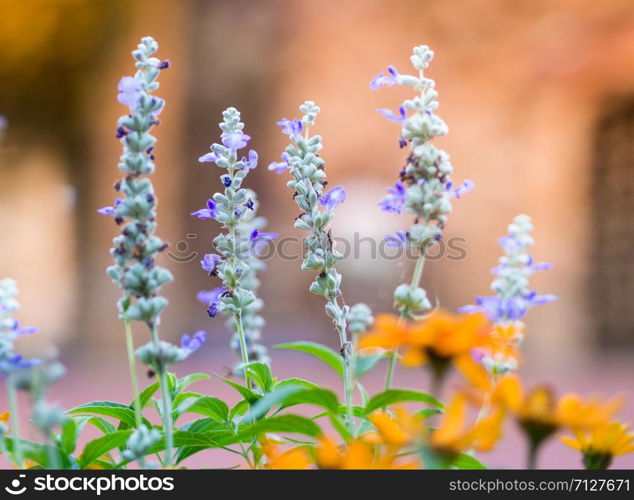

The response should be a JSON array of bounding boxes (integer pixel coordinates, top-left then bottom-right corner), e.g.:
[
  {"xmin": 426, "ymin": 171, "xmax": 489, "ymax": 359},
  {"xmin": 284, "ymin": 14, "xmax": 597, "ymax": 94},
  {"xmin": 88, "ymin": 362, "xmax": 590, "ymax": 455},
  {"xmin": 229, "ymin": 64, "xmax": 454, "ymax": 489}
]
[{"xmin": 0, "ymin": 0, "xmax": 633, "ymax": 468}]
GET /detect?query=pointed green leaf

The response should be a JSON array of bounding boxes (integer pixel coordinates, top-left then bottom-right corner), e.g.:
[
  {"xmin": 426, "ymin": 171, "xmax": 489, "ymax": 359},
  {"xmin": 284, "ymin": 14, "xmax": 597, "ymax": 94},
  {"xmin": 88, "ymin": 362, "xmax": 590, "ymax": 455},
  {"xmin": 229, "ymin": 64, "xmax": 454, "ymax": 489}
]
[
  {"xmin": 274, "ymin": 341, "xmax": 344, "ymax": 378},
  {"xmin": 79, "ymin": 430, "xmax": 133, "ymax": 468},
  {"xmin": 364, "ymin": 389, "xmax": 443, "ymax": 415}
]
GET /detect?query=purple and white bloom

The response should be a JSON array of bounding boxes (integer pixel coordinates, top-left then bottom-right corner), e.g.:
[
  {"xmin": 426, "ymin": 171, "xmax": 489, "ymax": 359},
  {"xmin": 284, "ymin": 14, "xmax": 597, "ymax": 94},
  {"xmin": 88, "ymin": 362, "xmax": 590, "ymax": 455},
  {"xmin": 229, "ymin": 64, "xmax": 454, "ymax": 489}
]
[
  {"xmin": 117, "ymin": 76, "xmax": 143, "ymax": 112},
  {"xmin": 268, "ymin": 152, "xmax": 290, "ymax": 174},
  {"xmin": 379, "ymin": 181, "xmax": 406, "ymax": 214},
  {"xmin": 277, "ymin": 118, "xmax": 303, "ymax": 140},
  {"xmin": 377, "ymin": 105, "xmax": 407, "ymax": 124},
  {"xmin": 242, "ymin": 150, "xmax": 258, "ymax": 170},
  {"xmin": 318, "ymin": 186, "xmax": 347, "ymax": 211},
  {"xmin": 369, "ymin": 65, "xmax": 400, "ymax": 90},
  {"xmin": 446, "ymin": 179, "xmax": 475, "ymax": 199},
  {"xmin": 191, "ymin": 199, "xmax": 218, "ymax": 220},
  {"xmin": 201, "ymin": 253, "xmax": 222, "ymax": 273},
  {"xmin": 97, "ymin": 199, "xmax": 122, "ymax": 216},
  {"xmin": 221, "ymin": 130, "xmax": 250, "ymax": 151},
  {"xmin": 199, "ymin": 151, "xmax": 219, "ymax": 163},
  {"xmin": 180, "ymin": 330, "xmax": 207, "ymax": 354},
  {"xmin": 385, "ymin": 230, "xmax": 409, "ymax": 248}
]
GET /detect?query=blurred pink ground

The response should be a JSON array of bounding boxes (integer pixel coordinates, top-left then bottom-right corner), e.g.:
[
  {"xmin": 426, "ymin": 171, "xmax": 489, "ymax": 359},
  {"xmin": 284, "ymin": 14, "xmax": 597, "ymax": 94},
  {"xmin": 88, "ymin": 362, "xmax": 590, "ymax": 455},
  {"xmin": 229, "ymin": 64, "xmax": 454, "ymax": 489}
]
[{"xmin": 1, "ymin": 344, "xmax": 633, "ymax": 470}]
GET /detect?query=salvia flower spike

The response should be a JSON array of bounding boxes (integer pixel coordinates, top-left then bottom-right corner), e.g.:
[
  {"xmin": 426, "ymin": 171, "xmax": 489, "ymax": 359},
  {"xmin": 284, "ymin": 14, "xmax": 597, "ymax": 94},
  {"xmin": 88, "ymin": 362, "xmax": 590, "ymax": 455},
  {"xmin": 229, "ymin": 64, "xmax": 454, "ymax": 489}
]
[
  {"xmin": 461, "ymin": 214, "xmax": 557, "ymax": 375},
  {"xmin": 194, "ymin": 107, "xmax": 274, "ymax": 381},
  {"xmin": 99, "ymin": 36, "xmax": 179, "ymax": 466},
  {"xmin": 270, "ymin": 101, "xmax": 373, "ymax": 429},
  {"xmin": 372, "ymin": 45, "xmax": 474, "ymax": 320}
]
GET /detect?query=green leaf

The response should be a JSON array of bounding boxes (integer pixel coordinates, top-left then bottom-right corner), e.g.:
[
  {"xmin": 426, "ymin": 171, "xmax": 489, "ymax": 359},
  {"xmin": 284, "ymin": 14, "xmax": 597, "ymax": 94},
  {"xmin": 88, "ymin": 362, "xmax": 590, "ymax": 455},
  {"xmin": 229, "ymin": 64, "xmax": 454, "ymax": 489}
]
[
  {"xmin": 281, "ymin": 388, "xmax": 340, "ymax": 413},
  {"xmin": 213, "ymin": 374, "xmax": 260, "ymax": 404},
  {"xmin": 84, "ymin": 416, "xmax": 117, "ymax": 436},
  {"xmin": 415, "ymin": 408, "xmax": 443, "ymax": 419},
  {"xmin": 453, "ymin": 453, "xmax": 487, "ymax": 470},
  {"xmin": 1, "ymin": 437, "xmax": 74, "ymax": 469},
  {"xmin": 60, "ymin": 418, "xmax": 85, "ymax": 455},
  {"xmin": 137, "ymin": 382, "xmax": 160, "ymax": 409},
  {"xmin": 238, "ymin": 415, "xmax": 321, "ymax": 439},
  {"xmin": 364, "ymin": 389, "xmax": 443, "ymax": 415},
  {"xmin": 275, "ymin": 341, "xmax": 344, "ymax": 378},
  {"xmin": 185, "ymin": 396, "xmax": 230, "ymax": 422},
  {"xmin": 67, "ymin": 401, "xmax": 149, "ymax": 428},
  {"xmin": 243, "ymin": 386, "xmax": 303, "ymax": 422},
  {"xmin": 79, "ymin": 430, "xmax": 132, "ymax": 468},
  {"xmin": 275, "ymin": 377, "xmax": 320, "ymax": 391},
  {"xmin": 175, "ymin": 373, "xmax": 210, "ymax": 395},
  {"xmin": 175, "ymin": 418, "xmax": 235, "ymax": 464},
  {"xmin": 354, "ymin": 352, "xmax": 386, "ymax": 378},
  {"xmin": 244, "ymin": 362, "xmax": 274, "ymax": 393}
]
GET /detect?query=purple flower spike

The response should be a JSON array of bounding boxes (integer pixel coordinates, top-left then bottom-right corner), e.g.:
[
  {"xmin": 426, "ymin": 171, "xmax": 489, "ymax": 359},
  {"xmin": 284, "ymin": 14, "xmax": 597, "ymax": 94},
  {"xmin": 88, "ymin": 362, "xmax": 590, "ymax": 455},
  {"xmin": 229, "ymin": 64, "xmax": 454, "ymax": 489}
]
[
  {"xmin": 319, "ymin": 186, "xmax": 347, "ymax": 211},
  {"xmin": 181, "ymin": 330, "xmax": 207, "ymax": 353},
  {"xmin": 117, "ymin": 76, "xmax": 143, "ymax": 112},
  {"xmin": 277, "ymin": 118, "xmax": 303, "ymax": 140},
  {"xmin": 379, "ymin": 181, "xmax": 406, "ymax": 214},
  {"xmin": 207, "ymin": 301, "xmax": 220, "ymax": 318},
  {"xmin": 377, "ymin": 105, "xmax": 407, "ymax": 124},
  {"xmin": 191, "ymin": 199, "xmax": 218, "ymax": 219},
  {"xmin": 201, "ymin": 253, "xmax": 222, "ymax": 273},
  {"xmin": 369, "ymin": 65, "xmax": 399, "ymax": 90},
  {"xmin": 221, "ymin": 130, "xmax": 250, "ymax": 151}
]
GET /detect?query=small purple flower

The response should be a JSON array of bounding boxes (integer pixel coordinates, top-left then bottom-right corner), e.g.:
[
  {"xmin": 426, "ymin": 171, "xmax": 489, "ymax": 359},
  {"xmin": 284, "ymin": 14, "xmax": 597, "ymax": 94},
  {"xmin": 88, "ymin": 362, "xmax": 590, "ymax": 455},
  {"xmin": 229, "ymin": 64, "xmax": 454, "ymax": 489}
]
[
  {"xmin": 199, "ymin": 151, "xmax": 219, "ymax": 163},
  {"xmin": 221, "ymin": 131, "xmax": 250, "ymax": 151},
  {"xmin": 117, "ymin": 76, "xmax": 143, "ymax": 112},
  {"xmin": 242, "ymin": 149, "xmax": 258, "ymax": 170},
  {"xmin": 377, "ymin": 105, "xmax": 407, "ymax": 124},
  {"xmin": 277, "ymin": 118, "xmax": 303, "ymax": 140},
  {"xmin": 446, "ymin": 179, "xmax": 475, "ymax": 199},
  {"xmin": 268, "ymin": 152, "xmax": 290, "ymax": 174},
  {"xmin": 201, "ymin": 253, "xmax": 222, "ymax": 273},
  {"xmin": 97, "ymin": 199, "xmax": 122, "ymax": 216},
  {"xmin": 250, "ymin": 229, "xmax": 278, "ymax": 256},
  {"xmin": 197, "ymin": 287, "xmax": 228, "ymax": 305},
  {"xmin": 2, "ymin": 354, "xmax": 42, "ymax": 372},
  {"xmin": 498, "ymin": 234, "xmax": 522, "ymax": 254},
  {"xmin": 379, "ymin": 182, "xmax": 406, "ymax": 214},
  {"xmin": 369, "ymin": 65, "xmax": 399, "ymax": 90},
  {"xmin": 319, "ymin": 186, "xmax": 347, "ymax": 211},
  {"xmin": 385, "ymin": 230, "xmax": 409, "ymax": 248},
  {"xmin": 207, "ymin": 301, "xmax": 220, "ymax": 318},
  {"xmin": 191, "ymin": 199, "xmax": 218, "ymax": 219},
  {"xmin": 180, "ymin": 330, "xmax": 207, "ymax": 353},
  {"xmin": 12, "ymin": 321, "xmax": 38, "ymax": 336}
]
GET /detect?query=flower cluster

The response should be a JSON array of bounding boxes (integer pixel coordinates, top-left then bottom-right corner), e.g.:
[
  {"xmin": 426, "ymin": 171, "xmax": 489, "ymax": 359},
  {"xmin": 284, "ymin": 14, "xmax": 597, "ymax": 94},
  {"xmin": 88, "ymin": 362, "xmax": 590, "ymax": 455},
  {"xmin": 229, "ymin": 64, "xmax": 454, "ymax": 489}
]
[
  {"xmin": 461, "ymin": 214, "xmax": 557, "ymax": 375},
  {"xmin": 0, "ymin": 279, "xmax": 39, "ymax": 374},
  {"xmin": 194, "ymin": 107, "xmax": 274, "ymax": 374},
  {"xmin": 270, "ymin": 101, "xmax": 373, "ymax": 424},
  {"xmin": 99, "ymin": 36, "xmax": 173, "ymax": 328},
  {"xmin": 372, "ymin": 46, "xmax": 473, "ymax": 318}
]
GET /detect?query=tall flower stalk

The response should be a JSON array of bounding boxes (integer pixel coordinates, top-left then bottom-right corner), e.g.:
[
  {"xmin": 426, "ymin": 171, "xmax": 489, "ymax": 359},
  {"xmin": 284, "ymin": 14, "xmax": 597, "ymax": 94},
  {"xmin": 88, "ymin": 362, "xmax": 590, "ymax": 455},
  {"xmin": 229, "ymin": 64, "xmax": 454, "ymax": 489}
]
[
  {"xmin": 269, "ymin": 101, "xmax": 372, "ymax": 430},
  {"xmin": 0, "ymin": 278, "xmax": 39, "ymax": 468},
  {"xmin": 98, "ymin": 36, "xmax": 175, "ymax": 465},
  {"xmin": 461, "ymin": 214, "xmax": 557, "ymax": 376},
  {"xmin": 371, "ymin": 45, "xmax": 473, "ymax": 388},
  {"xmin": 193, "ymin": 107, "xmax": 274, "ymax": 385}
]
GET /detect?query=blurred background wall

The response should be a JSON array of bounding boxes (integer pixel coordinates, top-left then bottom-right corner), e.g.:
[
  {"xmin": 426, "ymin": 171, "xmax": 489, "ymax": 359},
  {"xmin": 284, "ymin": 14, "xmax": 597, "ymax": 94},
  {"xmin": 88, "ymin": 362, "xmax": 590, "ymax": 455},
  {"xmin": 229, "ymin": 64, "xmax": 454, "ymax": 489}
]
[{"xmin": 0, "ymin": 0, "xmax": 633, "ymax": 466}]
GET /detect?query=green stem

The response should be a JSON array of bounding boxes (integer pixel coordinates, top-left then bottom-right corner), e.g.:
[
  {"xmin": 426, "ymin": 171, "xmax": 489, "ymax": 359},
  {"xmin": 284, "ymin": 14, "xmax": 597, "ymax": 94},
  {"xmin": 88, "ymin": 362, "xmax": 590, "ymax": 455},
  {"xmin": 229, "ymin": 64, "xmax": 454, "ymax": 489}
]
[
  {"xmin": 527, "ymin": 441, "xmax": 540, "ymax": 470},
  {"xmin": 385, "ymin": 253, "xmax": 427, "ymax": 390},
  {"xmin": 150, "ymin": 325, "xmax": 173, "ymax": 467},
  {"xmin": 7, "ymin": 375, "xmax": 23, "ymax": 468},
  {"xmin": 124, "ymin": 318, "xmax": 143, "ymax": 429},
  {"xmin": 235, "ymin": 313, "xmax": 251, "ymax": 389},
  {"xmin": 332, "ymin": 306, "xmax": 354, "ymax": 434},
  {"xmin": 384, "ymin": 350, "xmax": 398, "ymax": 390}
]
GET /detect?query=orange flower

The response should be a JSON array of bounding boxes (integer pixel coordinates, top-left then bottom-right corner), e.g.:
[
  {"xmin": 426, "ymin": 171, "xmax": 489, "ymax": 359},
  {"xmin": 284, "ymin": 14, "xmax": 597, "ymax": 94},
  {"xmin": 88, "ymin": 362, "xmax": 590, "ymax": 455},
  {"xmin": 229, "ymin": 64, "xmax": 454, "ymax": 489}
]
[
  {"xmin": 360, "ymin": 310, "xmax": 490, "ymax": 385},
  {"xmin": 367, "ymin": 407, "xmax": 425, "ymax": 448},
  {"xmin": 431, "ymin": 392, "xmax": 504, "ymax": 455},
  {"xmin": 316, "ymin": 436, "xmax": 418, "ymax": 470},
  {"xmin": 560, "ymin": 421, "xmax": 634, "ymax": 470},
  {"xmin": 261, "ymin": 436, "xmax": 311, "ymax": 470}
]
